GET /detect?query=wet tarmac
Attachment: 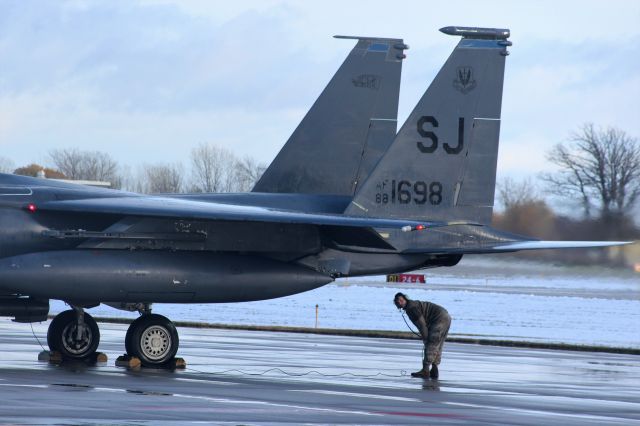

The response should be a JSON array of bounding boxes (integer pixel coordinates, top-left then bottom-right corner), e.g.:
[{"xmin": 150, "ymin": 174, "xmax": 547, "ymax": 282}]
[{"xmin": 0, "ymin": 319, "xmax": 638, "ymax": 425}]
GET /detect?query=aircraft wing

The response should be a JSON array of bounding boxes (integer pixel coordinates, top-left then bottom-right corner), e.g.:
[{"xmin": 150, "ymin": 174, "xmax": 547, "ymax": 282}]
[
  {"xmin": 35, "ymin": 196, "xmax": 633, "ymax": 252},
  {"xmin": 37, "ymin": 196, "xmax": 456, "ymax": 231}
]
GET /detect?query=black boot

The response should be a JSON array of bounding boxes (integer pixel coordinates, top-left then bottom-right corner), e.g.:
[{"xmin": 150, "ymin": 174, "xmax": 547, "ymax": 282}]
[
  {"xmin": 429, "ymin": 364, "xmax": 439, "ymax": 379},
  {"xmin": 410, "ymin": 368, "xmax": 429, "ymax": 378}
]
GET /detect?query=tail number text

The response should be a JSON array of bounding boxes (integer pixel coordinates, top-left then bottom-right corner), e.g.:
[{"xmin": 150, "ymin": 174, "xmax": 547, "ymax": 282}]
[{"xmin": 375, "ymin": 180, "xmax": 442, "ymax": 205}]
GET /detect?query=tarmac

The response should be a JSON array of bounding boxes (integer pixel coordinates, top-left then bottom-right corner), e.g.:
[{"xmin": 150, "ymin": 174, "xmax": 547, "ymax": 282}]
[{"xmin": 0, "ymin": 319, "xmax": 638, "ymax": 425}]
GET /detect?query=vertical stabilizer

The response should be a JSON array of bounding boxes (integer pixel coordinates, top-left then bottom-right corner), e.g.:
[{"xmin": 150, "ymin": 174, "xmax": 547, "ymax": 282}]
[
  {"xmin": 346, "ymin": 27, "xmax": 510, "ymax": 224},
  {"xmin": 253, "ymin": 36, "xmax": 407, "ymax": 195}
]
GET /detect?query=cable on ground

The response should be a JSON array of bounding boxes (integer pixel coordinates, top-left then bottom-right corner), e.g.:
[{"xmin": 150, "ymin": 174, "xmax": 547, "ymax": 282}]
[
  {"xmin": 30, "ymin": 322, "xmax": 46, "ymax": 352},
  {"xmin": 185, "ymin": 366, "xmax": 407, "ymax": 378},
  {"xmin": 183, "ymin": 312, "xmax": 427, "ymax": 378}
]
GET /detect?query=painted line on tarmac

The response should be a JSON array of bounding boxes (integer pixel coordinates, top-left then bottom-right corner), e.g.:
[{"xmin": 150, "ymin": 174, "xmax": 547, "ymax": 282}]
[
  {"xmin": 440, "ymin": 386, "xmax": 526, "ymax": 395},
  {"xmin": 289, "ymin": 389, "xmax": 421, "ymax": 402},
  {"xmin": 443, "ymin": 401, "xmax": 631, "ymax": 422},
  {"xmin": 175, "ymin": 377, "xmax": 239, "ymax": 386},
  {"xmin": 0, "ymin": 383, "xmax": 48, "ymax": 389},
  {"xmin": 376, "ymin": 410, "xmax": 466, "ymax": 419},
  {"xmin": 165, "ymin": 392, "xmax": 384, "ymax": 417}
]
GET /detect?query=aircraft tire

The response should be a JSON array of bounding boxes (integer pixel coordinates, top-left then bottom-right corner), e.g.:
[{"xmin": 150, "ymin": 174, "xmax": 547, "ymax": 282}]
[
  {"xmin": 47, "ymin": 310, "xmax": 100, "ymax": 359},
  {"xmin": 127, "ymin": 314, "xmax": 179, "ymax": 367},
  {"xmin": 124, "ymin": 315, "xmax": 146, "ymax": 356}
]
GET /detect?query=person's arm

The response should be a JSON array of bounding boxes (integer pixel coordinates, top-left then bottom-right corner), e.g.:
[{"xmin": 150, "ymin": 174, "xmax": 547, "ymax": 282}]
[
  {"xmin": 415, "ymin": 315, "xmax": 429, "ymax": 341},
  {"xmin": 407, "ymin": 305, "xmax": 429, "ymax": 340}
]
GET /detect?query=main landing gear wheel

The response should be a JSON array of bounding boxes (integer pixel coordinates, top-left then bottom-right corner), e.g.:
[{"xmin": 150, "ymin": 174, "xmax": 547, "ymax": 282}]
[
  {"xmin": 47, "ymin": 310, "xmax": 100, "ymax": 360},
  {"xmin": 126, "ymin": 314, "xmax": 179, "ymax": 367}
]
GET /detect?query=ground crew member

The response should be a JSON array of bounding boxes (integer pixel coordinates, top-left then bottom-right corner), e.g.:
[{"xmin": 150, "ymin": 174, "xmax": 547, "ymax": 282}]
[{"xmin": 393, "ymin": 292, "xmax": 451, "ymax": 379}]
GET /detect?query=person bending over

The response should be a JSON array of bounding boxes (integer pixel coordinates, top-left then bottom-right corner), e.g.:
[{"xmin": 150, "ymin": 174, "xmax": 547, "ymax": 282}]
[{"xmin": 394, "ymin": 292, "xmax": 451, "ymax": 379}]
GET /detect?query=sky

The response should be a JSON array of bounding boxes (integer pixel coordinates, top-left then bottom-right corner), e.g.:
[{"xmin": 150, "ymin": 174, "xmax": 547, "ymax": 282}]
[{"xmin": 0, "ymin": 0, "xmax": 639, "ymax": 183}]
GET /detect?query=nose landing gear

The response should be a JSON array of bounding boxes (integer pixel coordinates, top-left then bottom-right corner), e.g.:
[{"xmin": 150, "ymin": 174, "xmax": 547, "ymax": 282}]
[{"xmin": 47, "ymin": 308, "xmax": 100, "ymax": 360}]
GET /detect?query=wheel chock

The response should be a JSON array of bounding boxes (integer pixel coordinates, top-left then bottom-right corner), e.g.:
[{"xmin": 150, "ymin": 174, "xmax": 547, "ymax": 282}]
[
  {"xmin": 37, "ymin": 350, "xmax": 107, "ymax": 365},
  {"xmin": 170, "ymin": 357, "xmax": 187, "ymax": 369},
  {"xmin": 93, "ymin": 352, "xmax": 108, "ymax": 363},
  {"xmin": 38, "ymin": 350, "xmax": 63, "ymax": 364},
  {"xmin": 114, "ymin": 354, "xmax": 185, "ymax": 369},
  {"xmin": 115, "ymin": 354, "xmax": 142, "ymax": 369}
]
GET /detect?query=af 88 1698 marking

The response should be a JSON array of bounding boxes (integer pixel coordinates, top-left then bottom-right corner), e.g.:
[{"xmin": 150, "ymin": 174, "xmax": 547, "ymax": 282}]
[{"xmin": 375, "ymin": 180, "xmax": 443, "ymax": 205}]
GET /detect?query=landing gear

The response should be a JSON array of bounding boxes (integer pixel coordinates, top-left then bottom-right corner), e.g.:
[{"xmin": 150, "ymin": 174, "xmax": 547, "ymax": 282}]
[
  {"xmin": 47, "ymin": 309, "xmax": 100, "ymax": 360},
  {"xmin": 125, "ymin": 314, "xmax": 179, "ymax": 367},
  {"xmin": 45, "ymin": 304, "xmax": 181, "ymax": 368}
]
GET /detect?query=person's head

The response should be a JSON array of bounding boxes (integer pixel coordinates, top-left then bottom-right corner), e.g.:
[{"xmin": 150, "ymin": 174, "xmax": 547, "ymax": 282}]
[{"xmin": 393, "ymin": 292, "xmax": 409, "ymax": 309}]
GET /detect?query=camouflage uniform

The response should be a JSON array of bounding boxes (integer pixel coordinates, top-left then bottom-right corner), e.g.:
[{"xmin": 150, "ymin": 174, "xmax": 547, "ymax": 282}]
[{"xmin": 405, "ymin": 299, "xmax": 451, "ymax": 368}]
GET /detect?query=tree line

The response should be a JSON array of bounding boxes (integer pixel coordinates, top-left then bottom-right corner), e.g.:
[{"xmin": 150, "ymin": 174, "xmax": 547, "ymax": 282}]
[
  {"xmin": 0, "ymin": 143, "xmax": 266, "ymax": 194},
  {"xmin": 494, "ymin": 123, "xmax": 639, "ymax": 266}
]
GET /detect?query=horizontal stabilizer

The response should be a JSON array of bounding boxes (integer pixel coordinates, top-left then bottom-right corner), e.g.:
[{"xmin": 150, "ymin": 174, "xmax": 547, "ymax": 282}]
[
  {"xmin": 492, "ymin": 240, "xmax": 634, "ymax": 252},
  {"xmin": 400, "ymin": 238, "xmax": 633, "ymax": 255}
]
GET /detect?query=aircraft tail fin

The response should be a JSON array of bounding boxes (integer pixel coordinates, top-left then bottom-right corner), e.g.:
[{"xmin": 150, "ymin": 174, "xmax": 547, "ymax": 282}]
[
  {"xmin": 346, "ymin": 26, "xmax": 511, "ymax": 224},
  {"xmin": 253, "ymin": 36, "xmax": 407, "ymax": 195}
]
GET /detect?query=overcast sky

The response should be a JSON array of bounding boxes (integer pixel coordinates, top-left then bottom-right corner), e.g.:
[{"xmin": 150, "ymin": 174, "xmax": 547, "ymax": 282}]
[{"xmin": 1, "ymin": 0, "xmax": 639, "ymax": 182}]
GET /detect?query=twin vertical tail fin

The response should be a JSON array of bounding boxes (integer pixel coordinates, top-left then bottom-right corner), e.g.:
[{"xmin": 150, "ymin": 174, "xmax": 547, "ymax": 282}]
[
  {"xmin": 253, "ymin": 36, "xmax": 407, "ymax": 195},
  {"xmin": 346, "ymin": 26, "xmax": 511, "ymax": 225}
]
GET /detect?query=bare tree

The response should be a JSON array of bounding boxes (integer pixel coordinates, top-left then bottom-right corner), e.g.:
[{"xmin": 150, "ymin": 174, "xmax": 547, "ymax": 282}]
[
  {"xmin": 189, "ymin": 143, "xmax": 237, "ymax": 193},
  {"xmin": 114, "ymin": 164, "xmax": 135, "ymax": 192},
  {"xmin": 494, "ymin": 177, "xmax": 556, "ymax": 239},
  {"xmin": 139, "ymin": 163, "xmax": 184, "ymax": 194},
  {"xmin": 0, "ymin": 156, "xmax": 15, "ymax": 174},
  {"xmin": 541, "ymin": 124, "xmax": 640, "ymax": 220},
  {"xmin": 497, "ymin": 177, "xmax": 540, "ymax": 210},
  {"xmin": 49, "ymin": 148, "xmax": 120, "ymax": 185},
  {"xmin": 49, "ymin": 148, "xmax": 84, "ymax": 179},
  {"xmin": 235, "ymin": 155, "xmax": 267, "ymax": 192}
]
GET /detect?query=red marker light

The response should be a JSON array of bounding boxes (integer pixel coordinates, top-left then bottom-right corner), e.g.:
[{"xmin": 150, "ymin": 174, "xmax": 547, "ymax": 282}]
[
  {"xmin": 401, "ymin": 224, "xmax": 429, "ymax": 232},
  {"xmin": 27, "ymin": 203, "xmax": 37, "ymax": 213}
]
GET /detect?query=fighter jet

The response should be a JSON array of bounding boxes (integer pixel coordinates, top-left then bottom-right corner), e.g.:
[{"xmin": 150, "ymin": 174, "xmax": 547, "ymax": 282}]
[{"xmin": 0, "ymin": 26, "xmax": 629, "ymax": 367}]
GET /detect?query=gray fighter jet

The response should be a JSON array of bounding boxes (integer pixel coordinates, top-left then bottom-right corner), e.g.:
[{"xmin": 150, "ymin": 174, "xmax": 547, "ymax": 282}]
[{"xmin": 0, "ymin": 27, "xmax": 629, "ymax": 367}]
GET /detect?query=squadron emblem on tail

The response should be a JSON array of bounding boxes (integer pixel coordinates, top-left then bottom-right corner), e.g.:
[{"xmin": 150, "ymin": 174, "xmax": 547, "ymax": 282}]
[
  {"xmin": 352, "ymin": 74, "xmax": 381, "ymax": 90},
  {"xmin": 453, "ymin": 66, "xmax": 476, "ymax": 94}
]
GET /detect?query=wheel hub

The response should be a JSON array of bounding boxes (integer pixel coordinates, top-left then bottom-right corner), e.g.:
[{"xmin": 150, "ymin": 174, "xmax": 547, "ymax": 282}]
[
  {"xmin": 140, "ymin": 325, "xmax": 172, "ymax": 361},
  {"xmin": 61, "ymin": 323, "xmax": 92, "ymax": 356}
]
